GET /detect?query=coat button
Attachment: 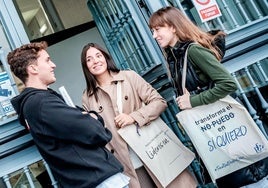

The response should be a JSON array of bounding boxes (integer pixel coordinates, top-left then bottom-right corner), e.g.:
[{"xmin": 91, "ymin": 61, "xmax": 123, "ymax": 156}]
[
  {"xmin": 124, "ymin": 96, "xmax": 128, "ymax": 100},
  {"xmin": 99, "ymin": 106, "xmax": 103, "ymax": 111},
  {"xmin": 111, "ymin": 149, "xmax": 115, "ymax": 153}
]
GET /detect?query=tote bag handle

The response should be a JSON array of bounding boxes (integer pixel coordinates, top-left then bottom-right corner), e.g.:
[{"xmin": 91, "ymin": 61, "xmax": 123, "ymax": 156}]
[
  {"xmin": 181, "ymin": 43, "xmax": 195, "ymax": 91},
  {"xmin": 116, "ymin": 81, "xmax": 143, "ymax": 169},
  {"xmin": 116, "ymin": 81, "xmax": 123, "ymax": 114}
]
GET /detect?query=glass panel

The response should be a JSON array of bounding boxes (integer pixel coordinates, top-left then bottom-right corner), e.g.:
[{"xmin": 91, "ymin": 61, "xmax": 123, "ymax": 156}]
[
  {"xmin": 145, "ymin": 0, "xmax": 268, "ymax": 32},
  {"xmin": 0, "ymin": 21, "xmax": 18, "ymax": 125},
  {"xmin": 51, "ymin": 0, "xmax": 93, "ymax": 29},
  {"xmin": 0, "ymin": 20, "xmax": 11, "ymax": 56},
  {"xmin": 13, "ymin": 0, "xmax": 93, "ymax": 41},
  {"xmin": 14, "ymin": 0, "xmax": 53, "ymax": 40}
]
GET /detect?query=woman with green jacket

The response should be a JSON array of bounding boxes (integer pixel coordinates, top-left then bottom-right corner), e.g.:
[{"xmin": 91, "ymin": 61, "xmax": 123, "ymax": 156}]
[{"xmin": 149, "ymin": 6, "xmax": 268, "ymax": 188}]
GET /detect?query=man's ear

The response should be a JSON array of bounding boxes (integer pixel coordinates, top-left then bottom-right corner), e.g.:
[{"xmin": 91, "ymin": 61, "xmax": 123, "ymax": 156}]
[{"xmin": 28, "ymin": 65, "xmax": 38, "ymax": 73}]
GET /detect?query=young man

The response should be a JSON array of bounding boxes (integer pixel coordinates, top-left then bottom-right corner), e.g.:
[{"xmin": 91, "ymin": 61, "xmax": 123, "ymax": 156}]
[{"xmin": 7, "ymin": 41, "xmax": 129, "ymax": 188}]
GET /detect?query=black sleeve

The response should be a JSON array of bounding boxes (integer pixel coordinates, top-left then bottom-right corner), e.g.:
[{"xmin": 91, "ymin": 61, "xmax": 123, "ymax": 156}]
[{"xmin": 25, "ymin": 95, "xmax": 112, "ymax": 147}]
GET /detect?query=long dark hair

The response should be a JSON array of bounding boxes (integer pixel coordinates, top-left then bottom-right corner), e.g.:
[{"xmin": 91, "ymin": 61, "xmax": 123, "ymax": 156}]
[{"xmin": 81, "ymin": 43, "xmax": 120, "ymax": 97}]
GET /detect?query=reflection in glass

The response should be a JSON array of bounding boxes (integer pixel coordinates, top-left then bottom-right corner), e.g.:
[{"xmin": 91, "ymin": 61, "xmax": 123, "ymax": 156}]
[
  {"xmin": 13, "ymin": 0, "xmax": 93, "ymax": 41},
  {"xmin": 0, "ymin": 20, "xmax": 18, "ymax": 124},
  {"xmin": 14, "ymin": 0, "xmax": 54, "ymax": 40}
]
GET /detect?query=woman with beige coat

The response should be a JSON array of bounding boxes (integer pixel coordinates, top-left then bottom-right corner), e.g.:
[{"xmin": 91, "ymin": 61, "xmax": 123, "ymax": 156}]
[{"xmin": 80, "ymin": 43, "xmax": 197, "ymax": 188}]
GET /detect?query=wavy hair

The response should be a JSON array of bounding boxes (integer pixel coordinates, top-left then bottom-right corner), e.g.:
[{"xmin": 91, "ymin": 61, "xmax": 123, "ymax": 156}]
[{"xmin": 7, "ymin": 41, "xmax": 48, "ymax": 83}]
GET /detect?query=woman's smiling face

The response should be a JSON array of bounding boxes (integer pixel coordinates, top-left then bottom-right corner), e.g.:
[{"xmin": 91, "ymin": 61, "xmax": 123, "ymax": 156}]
[
  {"xmin": 86, "ymin": 47, "xmax": 108, "ymax": 76},
  {"xmin": 152, "ymin": 24, "xmax": 178, "ymax": 48}
]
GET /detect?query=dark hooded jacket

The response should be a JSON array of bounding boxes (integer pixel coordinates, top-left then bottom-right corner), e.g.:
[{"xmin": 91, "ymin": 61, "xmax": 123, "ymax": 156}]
[{"xmin": 11, "ymin": 87, "xmax": 123, "ymax": 188}]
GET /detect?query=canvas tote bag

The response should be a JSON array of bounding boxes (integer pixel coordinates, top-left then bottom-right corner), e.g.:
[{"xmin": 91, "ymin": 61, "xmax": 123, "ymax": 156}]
[
  {"xmin": 176, "ymin": 44, "xmax": 268, "ymax": 182},
  {"xmin": 116, "ymin": 81, "xmax": 195, "ymax": 187}
]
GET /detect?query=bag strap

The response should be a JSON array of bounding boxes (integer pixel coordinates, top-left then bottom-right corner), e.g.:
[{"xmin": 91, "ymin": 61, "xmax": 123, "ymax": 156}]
[
  {"xmin": 116, "ymin": 80, "xmax": 143, "ymax": 168},
  {"xmin": 181, "ymin": 43, "xmax": 195, "ymax": 91},
  {"xmin": 116, "ymin": 81, "xmax": 141, "ymax": 136},
  {"xmin": 116, "ymin": 81, "xmax": 123, "ymax": 114}
]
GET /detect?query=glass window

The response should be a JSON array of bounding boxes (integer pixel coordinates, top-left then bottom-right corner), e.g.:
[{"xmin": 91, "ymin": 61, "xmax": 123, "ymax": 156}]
[
  {"xmin": 13, "ymin": 0, "xmax": 93, "ymax": 41},
  {"xmin": 0, "ymin": 21, "xmax": 11, "ymax": 55},
  {"xmin": 0, "ymin": 21, "xmax": 19, "ymax": 125}
]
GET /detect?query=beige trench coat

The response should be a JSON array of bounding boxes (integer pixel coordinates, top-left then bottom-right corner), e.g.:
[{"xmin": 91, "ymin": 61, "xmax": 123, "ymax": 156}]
[{"xmin": 82, "ymin": 70, "xmax": 197, "ymax": 188}]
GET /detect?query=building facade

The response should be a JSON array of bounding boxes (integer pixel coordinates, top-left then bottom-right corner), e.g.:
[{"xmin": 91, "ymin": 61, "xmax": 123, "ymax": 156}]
[{"xmin": 0, "ymin": 0, "xmax": 267, "ymax": 187}]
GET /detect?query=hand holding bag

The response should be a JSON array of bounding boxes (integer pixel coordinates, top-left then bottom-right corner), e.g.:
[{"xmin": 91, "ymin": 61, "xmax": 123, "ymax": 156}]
[
  {"xmin": 176, "ymin": 44, "xmax": 268, "ymax": 182},
  {"xmin": 116, "ymin": 81, "xmax": 195, "ymax": 187}
]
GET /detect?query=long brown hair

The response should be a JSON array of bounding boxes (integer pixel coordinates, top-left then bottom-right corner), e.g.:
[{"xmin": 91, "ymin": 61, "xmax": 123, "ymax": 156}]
[
  {"xmin": 149, "ymin": 6, "xmax": 225, "ymax": 60},
  {"xmin": 80, "ymin": 43, "xmax": 120, "ymax": 97}
]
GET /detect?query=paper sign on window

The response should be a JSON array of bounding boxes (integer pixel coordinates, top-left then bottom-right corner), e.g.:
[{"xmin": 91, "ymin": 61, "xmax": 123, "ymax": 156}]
[{"xmin": 192, "ymin": 0, "xmax": 222, "ymax": 22}]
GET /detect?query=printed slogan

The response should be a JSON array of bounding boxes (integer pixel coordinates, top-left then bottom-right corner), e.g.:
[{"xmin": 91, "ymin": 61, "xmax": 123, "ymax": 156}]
[
  {"xmin": 176, "ymin": 96, "xmax": 268, "ymax": 181},
  {"xmin": 193, "ymin": 104, "xmax": 248, "ymax": 152}
]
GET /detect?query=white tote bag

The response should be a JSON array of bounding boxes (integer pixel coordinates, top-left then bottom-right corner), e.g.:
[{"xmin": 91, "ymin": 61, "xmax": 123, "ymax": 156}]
[
  {"xmin": 176, "ymin": 44, "xmax": 268, "ymax": 182},
  {"xmin": 116, "ymin": 82, "xmax": 195, "ymax": 187}
]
